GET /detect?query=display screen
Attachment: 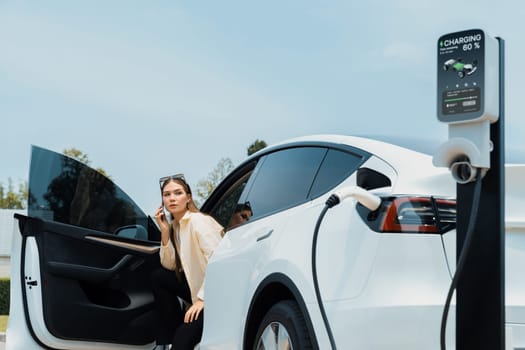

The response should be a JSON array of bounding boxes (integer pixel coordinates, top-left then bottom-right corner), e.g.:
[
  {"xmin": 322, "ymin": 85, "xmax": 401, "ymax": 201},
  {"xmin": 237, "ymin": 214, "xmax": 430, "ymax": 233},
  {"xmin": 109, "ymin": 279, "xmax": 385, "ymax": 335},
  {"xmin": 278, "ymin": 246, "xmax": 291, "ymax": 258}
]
[
  {"xmin": 437, "ymin": 29, "xmax": 485, "ymax": 122},
  {"xmin": 442, "ymin": 87, "xmax": 480, "ymax": 115}
]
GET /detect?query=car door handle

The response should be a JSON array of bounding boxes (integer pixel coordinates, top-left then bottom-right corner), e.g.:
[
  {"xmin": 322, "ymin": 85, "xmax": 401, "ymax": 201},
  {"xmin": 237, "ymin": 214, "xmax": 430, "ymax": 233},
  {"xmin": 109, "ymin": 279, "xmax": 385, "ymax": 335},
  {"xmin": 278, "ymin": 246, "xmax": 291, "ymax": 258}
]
[
  {"xmin": 256, "ymin": 229, "xmax": 274, "ymax": 242},
  {"xmin": 47, "ymin": 254, "xmax": 134, "ymax": 283}
]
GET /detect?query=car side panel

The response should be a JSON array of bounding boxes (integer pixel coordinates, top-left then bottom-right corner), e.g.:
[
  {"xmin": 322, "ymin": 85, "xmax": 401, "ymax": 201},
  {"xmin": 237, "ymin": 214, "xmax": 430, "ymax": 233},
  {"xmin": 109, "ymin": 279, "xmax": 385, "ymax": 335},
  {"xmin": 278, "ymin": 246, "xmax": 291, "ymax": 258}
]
[
  {"xmin": 327, "ymin": 232, "xmax": 453, "ymax": 349},
  {"xmin": 200, "ymin": 214, "xmax": 289, "ymax": 349}
]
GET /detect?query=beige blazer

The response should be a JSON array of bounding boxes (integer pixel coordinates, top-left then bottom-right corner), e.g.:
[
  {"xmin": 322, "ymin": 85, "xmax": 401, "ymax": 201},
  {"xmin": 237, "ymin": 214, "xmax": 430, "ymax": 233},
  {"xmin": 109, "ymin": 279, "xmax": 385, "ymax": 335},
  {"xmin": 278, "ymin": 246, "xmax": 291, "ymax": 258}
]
[{"xmin": 159, "ymin": 211, "xmax": 224, "ymax": 304}]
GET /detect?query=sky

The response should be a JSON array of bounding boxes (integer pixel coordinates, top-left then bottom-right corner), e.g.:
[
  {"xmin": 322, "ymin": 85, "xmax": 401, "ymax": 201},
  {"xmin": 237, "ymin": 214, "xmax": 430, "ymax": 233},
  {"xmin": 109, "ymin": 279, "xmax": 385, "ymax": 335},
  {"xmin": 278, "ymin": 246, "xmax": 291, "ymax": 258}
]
[{"xmin": 1, "ymin": 0, "xmax": 524, "ymax": 214}]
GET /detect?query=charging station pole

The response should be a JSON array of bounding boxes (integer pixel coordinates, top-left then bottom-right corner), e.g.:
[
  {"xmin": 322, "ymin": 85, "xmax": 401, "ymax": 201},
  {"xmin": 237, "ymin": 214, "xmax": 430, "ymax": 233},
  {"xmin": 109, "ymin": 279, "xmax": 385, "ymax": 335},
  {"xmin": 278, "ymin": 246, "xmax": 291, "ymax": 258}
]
[
  {"xmin": 434, "ymin": 29, "xmax": 505, "ymax": 349},
  {"xmin": 455, "ymin": 37, "xmax": 505, "ymax": 350}
]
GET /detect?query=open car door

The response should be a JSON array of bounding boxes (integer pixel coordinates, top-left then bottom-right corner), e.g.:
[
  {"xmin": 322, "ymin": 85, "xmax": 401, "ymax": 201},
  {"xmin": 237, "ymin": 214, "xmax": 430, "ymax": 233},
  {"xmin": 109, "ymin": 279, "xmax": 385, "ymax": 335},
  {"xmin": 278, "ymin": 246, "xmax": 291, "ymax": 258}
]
[{"xmin": 13, "ymin": 146, "xmax": 161, "ymax": 349}]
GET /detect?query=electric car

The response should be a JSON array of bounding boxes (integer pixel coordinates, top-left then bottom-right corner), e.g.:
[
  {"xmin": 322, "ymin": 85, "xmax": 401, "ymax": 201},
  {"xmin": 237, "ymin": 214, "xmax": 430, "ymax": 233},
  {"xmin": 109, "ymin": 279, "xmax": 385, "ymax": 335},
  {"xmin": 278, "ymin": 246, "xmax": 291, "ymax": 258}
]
[
  {"xmin": 443, "ymin": 58, "xmax": 478, "ymax": 78},
  {"xmin": 7, "ymin": 135, "xmax": 525, "ymax": 349}
]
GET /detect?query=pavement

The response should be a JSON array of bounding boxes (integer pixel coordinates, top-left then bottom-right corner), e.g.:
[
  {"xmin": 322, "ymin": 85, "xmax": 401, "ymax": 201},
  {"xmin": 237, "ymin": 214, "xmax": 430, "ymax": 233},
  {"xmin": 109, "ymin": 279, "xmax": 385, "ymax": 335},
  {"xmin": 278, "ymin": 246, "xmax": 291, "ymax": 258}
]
[{"xmin": 0, "ymin": 256, "xmax": 9, "ymax": 349}]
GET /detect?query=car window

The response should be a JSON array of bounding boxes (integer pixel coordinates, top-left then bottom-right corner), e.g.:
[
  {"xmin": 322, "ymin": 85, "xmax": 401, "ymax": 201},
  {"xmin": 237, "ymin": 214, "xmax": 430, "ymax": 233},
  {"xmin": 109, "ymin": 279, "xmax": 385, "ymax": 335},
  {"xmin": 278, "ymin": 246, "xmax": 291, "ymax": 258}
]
[
  {"xmin": 308, "ymin": 149, "xmax": 364, "ymax": 199},
  {"xmin": 241, "ymin": 147, "xmax": 327, "ymax": 220},
  {"xmin": 28, "ymin": 146, "xmax": 154, "ymax": 240},
  {"xmin": 209, "ymin": 171, "xmax": 253, "ymax": 229}
]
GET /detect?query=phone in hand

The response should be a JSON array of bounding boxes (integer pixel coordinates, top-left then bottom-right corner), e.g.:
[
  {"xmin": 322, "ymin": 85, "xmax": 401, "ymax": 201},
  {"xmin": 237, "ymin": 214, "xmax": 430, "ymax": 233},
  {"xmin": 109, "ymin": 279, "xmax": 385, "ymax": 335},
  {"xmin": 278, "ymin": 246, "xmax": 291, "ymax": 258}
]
[{"xmin": 162, "ymin": 204, "xmax": 172, "ymax": 224}]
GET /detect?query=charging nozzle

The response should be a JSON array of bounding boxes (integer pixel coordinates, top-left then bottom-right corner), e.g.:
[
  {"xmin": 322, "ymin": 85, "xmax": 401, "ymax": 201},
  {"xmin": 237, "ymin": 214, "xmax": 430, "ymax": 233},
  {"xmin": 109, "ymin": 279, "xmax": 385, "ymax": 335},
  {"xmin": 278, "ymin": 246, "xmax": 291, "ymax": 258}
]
[
  {"xmin": 316, "ymin": 186, "xmax": 380, "ymax": 349},
  {"xmin": 448, "ymin": 158, "xmax": 488, "ymax": 184},
  {"xmin": 315, "ymin": 185, "xmax": 381, "ymax": 350},
  {"xmin": 327, "ymin": 186, "xmax": 381, "ymax": 211},
  {"xmin": 433, "ymin": 122, "xmax": 491, "ymax": 184}
]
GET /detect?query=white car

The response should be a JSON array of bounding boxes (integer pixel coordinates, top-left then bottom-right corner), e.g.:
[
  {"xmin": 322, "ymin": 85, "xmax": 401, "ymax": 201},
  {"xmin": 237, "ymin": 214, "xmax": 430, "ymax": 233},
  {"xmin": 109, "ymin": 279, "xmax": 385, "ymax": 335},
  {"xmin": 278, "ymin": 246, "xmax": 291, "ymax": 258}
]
[{"xmin": 6, "ymin": 135, "xmax": 525, "ymax": 349}]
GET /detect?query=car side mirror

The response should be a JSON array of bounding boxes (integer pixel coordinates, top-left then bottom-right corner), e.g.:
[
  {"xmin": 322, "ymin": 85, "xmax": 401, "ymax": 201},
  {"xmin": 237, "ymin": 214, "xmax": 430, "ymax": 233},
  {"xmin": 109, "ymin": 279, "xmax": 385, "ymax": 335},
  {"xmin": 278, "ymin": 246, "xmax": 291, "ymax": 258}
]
[{"xmin": 115, "ymin": 225, "xmax": 148, "ymax": 240}]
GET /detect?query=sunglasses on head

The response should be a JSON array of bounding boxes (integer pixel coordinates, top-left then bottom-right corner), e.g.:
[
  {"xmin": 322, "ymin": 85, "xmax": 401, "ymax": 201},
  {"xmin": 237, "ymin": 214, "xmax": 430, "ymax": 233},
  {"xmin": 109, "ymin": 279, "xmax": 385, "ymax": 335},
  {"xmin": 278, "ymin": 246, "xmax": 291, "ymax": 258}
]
[{"xmin": 159, "ymin": 173, "xmax": 186, "ymax": 189}]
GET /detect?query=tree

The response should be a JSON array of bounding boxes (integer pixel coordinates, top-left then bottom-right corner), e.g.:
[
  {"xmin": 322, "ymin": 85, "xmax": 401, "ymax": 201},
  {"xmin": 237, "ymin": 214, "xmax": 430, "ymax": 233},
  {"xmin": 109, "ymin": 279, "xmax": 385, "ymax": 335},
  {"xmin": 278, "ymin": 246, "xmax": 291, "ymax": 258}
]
[
  {"xmin": 0, "ymin": 178, "xmax": 28, "ymax": 209},
  {"xmin": 194, "ymin": 139, "xmax": 267, "ymax": 206},
  {"xmin": 0, "ymin": 148, "xmax": 108, "ymax": 210},
  {"xmin": 63, "ymin": 148, "xmax": 109, "ymax": 177},
  {"xmin": 247, "ymin": 139, "xmax": 267, "ymax": 156},
  {"xmin": 63, "ymin": 148, "xmax": 90, "ymax": 165},
  {"xmin": 195, "ymin": 158, "xmax": 235, "ymax": 205}
]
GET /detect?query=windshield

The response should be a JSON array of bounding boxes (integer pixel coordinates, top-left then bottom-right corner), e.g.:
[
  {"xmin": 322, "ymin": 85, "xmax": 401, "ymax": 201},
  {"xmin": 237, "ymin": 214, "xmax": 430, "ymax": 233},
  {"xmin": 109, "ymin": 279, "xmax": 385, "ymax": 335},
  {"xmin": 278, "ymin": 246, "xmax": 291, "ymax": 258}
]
[{"xmin": 28, "ymin": 146, "xmax": 150, "ymax": 236}]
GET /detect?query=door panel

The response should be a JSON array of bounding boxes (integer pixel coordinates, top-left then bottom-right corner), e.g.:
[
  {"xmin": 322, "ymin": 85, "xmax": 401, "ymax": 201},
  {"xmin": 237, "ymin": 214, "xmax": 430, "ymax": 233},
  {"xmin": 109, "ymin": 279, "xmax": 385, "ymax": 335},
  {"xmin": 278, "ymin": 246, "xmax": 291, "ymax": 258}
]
[
  {"xmin": 19, "ymin": 214, "xmax": 160, "ymax": 346},
  {"xmin": 19, "ymin": 146, "xmax": 163, "ymax": 347}
]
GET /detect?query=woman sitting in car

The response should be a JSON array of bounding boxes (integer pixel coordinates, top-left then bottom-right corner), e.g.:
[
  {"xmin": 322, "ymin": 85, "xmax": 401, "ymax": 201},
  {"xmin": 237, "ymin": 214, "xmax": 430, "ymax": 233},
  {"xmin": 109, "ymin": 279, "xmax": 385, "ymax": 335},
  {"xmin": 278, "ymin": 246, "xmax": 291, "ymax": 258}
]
[{"xmin": 151, "ymin": 174, "xmax": 223, "ymax": 350}]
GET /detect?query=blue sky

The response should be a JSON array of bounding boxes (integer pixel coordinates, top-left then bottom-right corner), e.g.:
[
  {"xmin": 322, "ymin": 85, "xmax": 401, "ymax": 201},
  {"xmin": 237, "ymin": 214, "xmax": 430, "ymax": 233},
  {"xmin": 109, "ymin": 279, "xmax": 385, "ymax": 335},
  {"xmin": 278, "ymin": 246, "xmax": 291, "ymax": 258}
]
[{"xmin": 1, "ymin": 1, "xmax": 524, "ymax": 213}]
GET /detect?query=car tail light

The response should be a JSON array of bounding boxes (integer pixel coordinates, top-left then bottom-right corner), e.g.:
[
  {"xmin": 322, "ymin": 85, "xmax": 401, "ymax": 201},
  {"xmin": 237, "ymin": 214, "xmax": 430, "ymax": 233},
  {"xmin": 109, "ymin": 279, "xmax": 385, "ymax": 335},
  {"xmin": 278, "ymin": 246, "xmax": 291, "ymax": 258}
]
[{"xmin": 357, "ymin": 196, "xmax": 456, "ymax": 234}]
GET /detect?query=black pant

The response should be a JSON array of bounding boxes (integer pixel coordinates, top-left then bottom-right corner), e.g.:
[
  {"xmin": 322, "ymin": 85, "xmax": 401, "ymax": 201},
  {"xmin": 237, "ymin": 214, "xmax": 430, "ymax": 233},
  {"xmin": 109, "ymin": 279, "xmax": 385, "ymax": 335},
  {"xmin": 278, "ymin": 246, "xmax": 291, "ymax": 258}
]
[{"xmin": 151, "ymin": 267, "xmax": 204, "ymax": 349}]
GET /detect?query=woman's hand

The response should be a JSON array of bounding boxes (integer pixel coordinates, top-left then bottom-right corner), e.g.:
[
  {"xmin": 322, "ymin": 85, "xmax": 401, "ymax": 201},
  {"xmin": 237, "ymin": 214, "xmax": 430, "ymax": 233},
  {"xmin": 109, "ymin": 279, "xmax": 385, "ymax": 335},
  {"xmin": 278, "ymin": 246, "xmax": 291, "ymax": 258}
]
[{"xmin": 184, "ymin": 299, "xmax": 204, "ymax": 323}]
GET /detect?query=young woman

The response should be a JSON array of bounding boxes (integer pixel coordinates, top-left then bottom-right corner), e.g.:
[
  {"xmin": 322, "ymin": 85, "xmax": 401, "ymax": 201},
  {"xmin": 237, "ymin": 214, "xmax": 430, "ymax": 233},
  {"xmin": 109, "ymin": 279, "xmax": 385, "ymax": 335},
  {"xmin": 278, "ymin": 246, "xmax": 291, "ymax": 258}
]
[{"xmin": 152, "ymin": 174, "xmax": 223, "ymax": 350}]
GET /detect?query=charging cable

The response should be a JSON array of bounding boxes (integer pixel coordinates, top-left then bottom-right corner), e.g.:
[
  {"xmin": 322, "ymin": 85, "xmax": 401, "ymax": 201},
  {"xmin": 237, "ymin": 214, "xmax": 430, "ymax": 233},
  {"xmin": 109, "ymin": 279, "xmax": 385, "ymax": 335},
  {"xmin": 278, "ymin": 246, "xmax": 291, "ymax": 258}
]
[
  {"xmin": 440, "ymin": 170, "xmax": 483, "ymax": 350},
  {"xmin": 312, "ymin": 187, "xmax": 381, "ymax": 350},
  {"xmin": 312, "ymin": 200, "xmax": 337, "ymax": 350}
]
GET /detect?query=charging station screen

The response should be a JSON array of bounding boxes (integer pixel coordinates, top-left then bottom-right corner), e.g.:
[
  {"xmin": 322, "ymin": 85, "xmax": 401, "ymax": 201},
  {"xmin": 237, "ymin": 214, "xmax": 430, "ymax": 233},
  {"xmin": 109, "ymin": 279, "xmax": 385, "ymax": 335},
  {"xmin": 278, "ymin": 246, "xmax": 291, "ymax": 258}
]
[
  {"xmin": 437, "ymin": 29, "xmax": 485, "ymax": 122},
  {"xmin": 442, "ymin": 87, "xmax": 480, "ymax": 115}
]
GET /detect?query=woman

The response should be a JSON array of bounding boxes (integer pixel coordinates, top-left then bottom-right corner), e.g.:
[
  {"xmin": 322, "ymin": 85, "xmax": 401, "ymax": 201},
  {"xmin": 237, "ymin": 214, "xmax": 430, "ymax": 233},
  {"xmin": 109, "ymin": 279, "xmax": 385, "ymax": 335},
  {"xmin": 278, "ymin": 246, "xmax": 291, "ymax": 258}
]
[{"xmin": 152, "ymin": 174, "xmax": 223, "ymax": 350}]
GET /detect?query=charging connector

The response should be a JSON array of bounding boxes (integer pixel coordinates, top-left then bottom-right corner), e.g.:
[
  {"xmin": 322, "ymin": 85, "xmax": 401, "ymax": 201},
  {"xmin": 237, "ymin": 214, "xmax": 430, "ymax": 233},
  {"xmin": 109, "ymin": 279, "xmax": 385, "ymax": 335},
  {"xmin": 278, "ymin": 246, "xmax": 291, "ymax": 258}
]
[
  {"xmin": 448, "ymin": 156, "xmax": 488, "ymax": 184},
  {"xmin": 312, "ymin": 186, "xmax": 381, "ymax": 350},
  {"xmin": 433, "ymin": 130, "xmax": 491, "ymax": 184},
  {"xmin": 330, "ymin": 186, "xmax": 382, "ymax": 211}
]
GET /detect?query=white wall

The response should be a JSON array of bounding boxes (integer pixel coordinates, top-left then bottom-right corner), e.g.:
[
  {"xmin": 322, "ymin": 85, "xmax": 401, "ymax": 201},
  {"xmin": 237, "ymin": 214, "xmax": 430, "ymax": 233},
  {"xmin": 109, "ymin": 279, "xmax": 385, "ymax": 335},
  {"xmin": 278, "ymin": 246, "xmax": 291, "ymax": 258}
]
[{"xmin": 0, "ymin": 209, "xmax": 25, "ymax": 256}]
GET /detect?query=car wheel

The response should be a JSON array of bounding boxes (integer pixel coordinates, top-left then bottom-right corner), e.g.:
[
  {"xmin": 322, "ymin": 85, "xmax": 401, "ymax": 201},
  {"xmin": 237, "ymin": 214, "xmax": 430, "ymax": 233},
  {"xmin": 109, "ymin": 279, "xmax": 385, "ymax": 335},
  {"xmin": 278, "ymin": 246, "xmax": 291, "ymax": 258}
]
[{"xmin": 254, "ymin": 300, "xmax": 313, "ymax": 350}]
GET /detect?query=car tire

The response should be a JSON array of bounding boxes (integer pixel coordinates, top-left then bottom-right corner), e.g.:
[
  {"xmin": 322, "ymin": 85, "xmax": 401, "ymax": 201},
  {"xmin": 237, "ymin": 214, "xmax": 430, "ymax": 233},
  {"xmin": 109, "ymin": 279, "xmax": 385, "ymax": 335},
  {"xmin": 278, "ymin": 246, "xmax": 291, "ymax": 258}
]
[{"xmin": 253, "ymin": 300, "xmax": 313, "ymax": 350}]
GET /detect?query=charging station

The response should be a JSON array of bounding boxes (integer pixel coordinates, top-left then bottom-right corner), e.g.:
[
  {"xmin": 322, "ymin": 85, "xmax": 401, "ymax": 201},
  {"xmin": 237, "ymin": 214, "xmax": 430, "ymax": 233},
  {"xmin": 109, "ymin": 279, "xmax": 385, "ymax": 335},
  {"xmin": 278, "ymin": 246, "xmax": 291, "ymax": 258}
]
[{"xmin": 433, "ymin": 29, "xmax": 505, "ymax": 349}]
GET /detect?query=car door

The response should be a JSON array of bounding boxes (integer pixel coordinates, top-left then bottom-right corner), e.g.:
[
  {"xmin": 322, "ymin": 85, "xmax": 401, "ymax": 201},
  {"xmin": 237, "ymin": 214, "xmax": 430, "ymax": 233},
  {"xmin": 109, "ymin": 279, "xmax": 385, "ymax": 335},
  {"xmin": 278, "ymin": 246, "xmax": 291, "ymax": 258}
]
[{"xmin": 15, "ymin": 146, "xmax": 161, "ymax": 349}]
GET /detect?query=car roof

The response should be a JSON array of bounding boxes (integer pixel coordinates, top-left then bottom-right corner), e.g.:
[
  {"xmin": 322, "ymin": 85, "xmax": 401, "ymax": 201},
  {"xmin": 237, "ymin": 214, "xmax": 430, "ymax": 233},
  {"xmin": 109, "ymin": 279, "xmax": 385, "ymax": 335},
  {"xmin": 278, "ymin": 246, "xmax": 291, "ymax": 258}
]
[{"xmin": 254, "ymin": 134, "xmax": 456, "ymax": 196}]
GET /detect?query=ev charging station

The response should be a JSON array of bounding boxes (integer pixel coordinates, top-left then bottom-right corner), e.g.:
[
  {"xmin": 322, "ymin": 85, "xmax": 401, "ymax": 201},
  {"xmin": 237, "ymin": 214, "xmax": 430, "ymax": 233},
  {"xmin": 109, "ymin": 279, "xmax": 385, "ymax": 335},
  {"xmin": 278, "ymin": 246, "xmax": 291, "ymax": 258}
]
[{"xmin": 433, "ymin": 29, "xmax": 505, "ymax": 349}]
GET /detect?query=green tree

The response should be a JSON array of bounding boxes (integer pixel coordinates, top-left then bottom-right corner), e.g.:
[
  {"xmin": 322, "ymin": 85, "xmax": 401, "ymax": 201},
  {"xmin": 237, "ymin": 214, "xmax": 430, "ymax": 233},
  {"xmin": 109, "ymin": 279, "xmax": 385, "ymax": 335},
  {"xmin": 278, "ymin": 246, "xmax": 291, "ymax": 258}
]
[
  {"xmin": 0, "ymin": 148, "xmax": 108, "ymax": 210},
  {"xmin": 63, "ymin": 148, "xmax": 90, "ymax": 165},
  {"xmin": 195, "ymin": 158, "xmax": 235, "ymax": 205},
  {"xmin": 0, "ymin": 178, "xmax": 28, "ymax": 209},
  {"xmin": 63, "ymin": 148, "xmax": 109, "ymax": 177},
  {"xmin": 194, "ymin": 139, "xmax": 267, "ymax": 206},
  {"xmin": 247, "ymin": 139, "xmax": 267, "ymax": 156}
]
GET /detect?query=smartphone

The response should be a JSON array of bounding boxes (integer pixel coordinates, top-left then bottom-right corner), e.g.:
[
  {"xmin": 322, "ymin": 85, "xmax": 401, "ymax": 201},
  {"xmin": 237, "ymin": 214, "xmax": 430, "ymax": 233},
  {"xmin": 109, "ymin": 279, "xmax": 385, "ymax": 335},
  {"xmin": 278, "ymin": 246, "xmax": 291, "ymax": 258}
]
[{"xmin": 162, "ymin": 204, "xmax": 172, "ymax": 224}]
